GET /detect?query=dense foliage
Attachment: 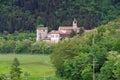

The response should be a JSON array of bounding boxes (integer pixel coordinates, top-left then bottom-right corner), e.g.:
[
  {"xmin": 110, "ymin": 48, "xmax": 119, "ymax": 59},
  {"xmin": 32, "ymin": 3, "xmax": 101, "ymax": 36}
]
[
  {"xmin": 0, "ymin": 32, "xmax": 53, "ymax": 54},
  {"xmin": 51, "ymin": 18, "xmax": 120, "ymax": 80},
  {"xmin": 0, "ymin": 0, "xmax": 120, "ymax": 33}
]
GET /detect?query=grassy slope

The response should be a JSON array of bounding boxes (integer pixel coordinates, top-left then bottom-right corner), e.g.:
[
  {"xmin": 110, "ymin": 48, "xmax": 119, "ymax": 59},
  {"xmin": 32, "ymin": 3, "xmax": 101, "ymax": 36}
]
[{"xmin": 0, "ymin": 54, "xmax": 55, "ymax": 79}]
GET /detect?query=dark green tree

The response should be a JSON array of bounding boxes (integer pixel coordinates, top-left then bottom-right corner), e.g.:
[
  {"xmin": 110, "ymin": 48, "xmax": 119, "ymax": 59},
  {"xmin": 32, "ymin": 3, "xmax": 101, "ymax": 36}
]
[
  {"xmin": 98, "ymin": 51, "xmax": 118, "ymax": 80},
  {"xmin": 64, "ymin": 53, "xmax": 92, "ymax": 80},
  {"xmin": 70, "ymin": 30, "xmax": 76, "ymax": 37},
  {"xmin": 10, "ymin": 58, "xmax": 22, "ymax": 80},
  {"xmin": 51, "ymin": 40, "xmax": 79, "ymax": 77},
  {"xmin": 0, "ymin": 0, "xmax": 120, "ymax": 33},
  {"xmin": 79, "ymin": 27, "xmax": 84, "ymax": 36}
]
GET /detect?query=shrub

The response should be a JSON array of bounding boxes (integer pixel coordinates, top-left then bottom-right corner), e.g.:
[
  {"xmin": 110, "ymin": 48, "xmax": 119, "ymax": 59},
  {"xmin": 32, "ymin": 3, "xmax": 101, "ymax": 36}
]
[
  {"xmin": 31, "ymin": 42, "xmax": 42, "ymax": 54},
  {"xmin": 15, "ymin": 39, "xmax": 32, "ymax": 53},
  {"xmin": 31, "ymin": 42, "xmax": 53, "ymax": 54},
  {"xmin": 0, "ymin": 40, "xmax": 15, "ymax": 53}
]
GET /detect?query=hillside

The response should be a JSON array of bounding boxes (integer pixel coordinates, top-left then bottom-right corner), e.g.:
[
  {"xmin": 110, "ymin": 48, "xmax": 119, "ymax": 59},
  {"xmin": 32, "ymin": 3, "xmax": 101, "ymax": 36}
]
[
  {"xmin": 51, "ymin": 18, "xmax": 120, "ymax": 80},
  {"xmin": 0, "ymin": 0, "xmax": 120, "ymax": 33},
  {"xmin": 0, "ymin": 13, "xmax": 120, "ymax": 80},
  {"xmin": 83, "ymin": 18, "xmax": 120, "ymax": 37}
]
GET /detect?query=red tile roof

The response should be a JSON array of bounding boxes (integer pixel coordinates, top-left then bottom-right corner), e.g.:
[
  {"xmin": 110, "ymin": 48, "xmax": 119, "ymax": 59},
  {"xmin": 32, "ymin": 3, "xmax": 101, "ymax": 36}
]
[
  {"xmin": 59, "ymin": 26, "xmax": 73, "ymax": 30},
  {"xmin": 49, "ymin": 30, "xmax": 71, "ymax": 35},
  {"xmin": 59, "ymin": 26, "xmax": 80, "ymax": 30},
  {"xmin": 73, "ymin": 27, "xmax": 80, "ymax": 30},
  {"xmin": 59, "ymin": 31, "xmax": 71, "ymax": 35},
  {"xmin": 49, "ymin": 30, "xmax": 60, "ymax": 34}
]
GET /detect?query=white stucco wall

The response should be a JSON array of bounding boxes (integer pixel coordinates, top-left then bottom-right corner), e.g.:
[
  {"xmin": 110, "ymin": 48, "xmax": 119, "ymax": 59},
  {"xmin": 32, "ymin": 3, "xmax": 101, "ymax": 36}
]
[
  {"xmin": 36, "ymin": 29, "xmax": 40, "ymax": 41},
  {"xmin": 36, "ymin": 29, "xmax": 48, "ymax": 41},
  {"xmin": 51, "ymin": 34, "xmax": 60, "ymax": 43}
]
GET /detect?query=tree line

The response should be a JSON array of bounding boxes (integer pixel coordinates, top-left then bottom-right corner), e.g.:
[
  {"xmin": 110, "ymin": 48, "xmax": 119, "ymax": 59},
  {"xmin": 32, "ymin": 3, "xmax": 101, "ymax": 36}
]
[
  {"xmin": 0, "ymin": 0, "xmax": 120, "ymax": 33},
  {"xmin": 0, "ymin": 32, "xmax": 53, "ymax": 54}
]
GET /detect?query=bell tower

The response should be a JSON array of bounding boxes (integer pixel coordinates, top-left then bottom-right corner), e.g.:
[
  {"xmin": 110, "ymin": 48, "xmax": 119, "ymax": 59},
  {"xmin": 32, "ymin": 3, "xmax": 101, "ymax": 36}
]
[{"xmin": 73, "ymin": 18, "xmax": 77, "ymax": 29}]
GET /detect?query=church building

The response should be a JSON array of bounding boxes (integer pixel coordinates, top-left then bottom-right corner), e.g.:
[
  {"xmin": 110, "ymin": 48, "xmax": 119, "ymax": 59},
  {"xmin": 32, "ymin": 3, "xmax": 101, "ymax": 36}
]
[{"xmin": 36, "ymin": 19, "xmax": 81, "ymax": 43}]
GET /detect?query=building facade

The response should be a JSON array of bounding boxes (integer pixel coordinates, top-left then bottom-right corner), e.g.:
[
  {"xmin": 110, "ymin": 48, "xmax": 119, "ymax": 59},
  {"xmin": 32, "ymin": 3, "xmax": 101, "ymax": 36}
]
[
  {"xmin": 36, "ymin": 27, "xmax": 48, "ymax": 41},
  {"xmin": 36, "ymin": 19, "xmax": 80, "ymax": 43}
]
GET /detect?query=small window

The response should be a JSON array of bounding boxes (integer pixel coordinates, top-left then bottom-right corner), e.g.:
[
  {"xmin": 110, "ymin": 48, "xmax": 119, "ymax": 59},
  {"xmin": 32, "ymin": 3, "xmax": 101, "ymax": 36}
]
[
  {"xmin": 56, "ymin": 35, "xmax": 59, "ymax": 37},
  {"xmin": 51, "ymin": 35, "xmax": 54, "ymax": 37}
]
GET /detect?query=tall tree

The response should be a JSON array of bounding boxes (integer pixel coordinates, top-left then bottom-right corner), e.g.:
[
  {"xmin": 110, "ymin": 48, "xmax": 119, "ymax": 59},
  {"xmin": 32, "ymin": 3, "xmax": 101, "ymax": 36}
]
[{"xmin": 10, "ymin": 58, "xmax": 22, "ymax": 80}]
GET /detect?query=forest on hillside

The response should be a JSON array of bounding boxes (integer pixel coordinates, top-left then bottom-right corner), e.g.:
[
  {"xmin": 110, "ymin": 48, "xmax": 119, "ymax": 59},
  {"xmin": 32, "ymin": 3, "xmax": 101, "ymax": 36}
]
[
  {"xmin": 0, "ymin": 0, "xmax": 120, "ymax": 33},
  {"xmin": 51, "ymin": 18, "xmax": 120, "ymax": 80}
]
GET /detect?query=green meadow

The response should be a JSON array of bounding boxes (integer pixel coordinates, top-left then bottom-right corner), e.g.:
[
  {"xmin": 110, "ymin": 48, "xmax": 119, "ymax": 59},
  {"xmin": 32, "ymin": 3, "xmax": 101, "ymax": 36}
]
[{"xmin": 0, "ymin": 54, "xmax": 57, "ymax": 80}]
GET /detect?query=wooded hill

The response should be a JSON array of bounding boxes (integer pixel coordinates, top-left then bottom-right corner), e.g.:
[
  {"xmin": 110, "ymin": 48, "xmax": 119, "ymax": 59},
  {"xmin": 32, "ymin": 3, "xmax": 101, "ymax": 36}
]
[
  {"xmin": 51, "ymin": 18, "xmax": 120, "ymax": 80},
  {"xmin": 0, "ymin": 0, "xmax": 120, "ymax": 33}
]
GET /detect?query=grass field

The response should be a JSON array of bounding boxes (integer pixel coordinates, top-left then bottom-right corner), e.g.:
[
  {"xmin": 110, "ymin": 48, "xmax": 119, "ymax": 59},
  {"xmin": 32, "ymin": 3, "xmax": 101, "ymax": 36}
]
[{"xmin": 0, "ymin": 54, "xmax": 57, "ymax": 80}]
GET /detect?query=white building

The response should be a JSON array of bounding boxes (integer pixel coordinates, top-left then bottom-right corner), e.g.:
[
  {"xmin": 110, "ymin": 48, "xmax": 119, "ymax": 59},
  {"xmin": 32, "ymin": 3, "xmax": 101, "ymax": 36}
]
[
  {"xmin": 49, "ymin": 30, "xmax": 60, "ymax": 43},
  {"xmin": 36, "ymin": 27, "xmax": 48, "ymax": 41},
  {"xmin": 36, "ymin": 19, "xmax": 81, "ymax": 43}
]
